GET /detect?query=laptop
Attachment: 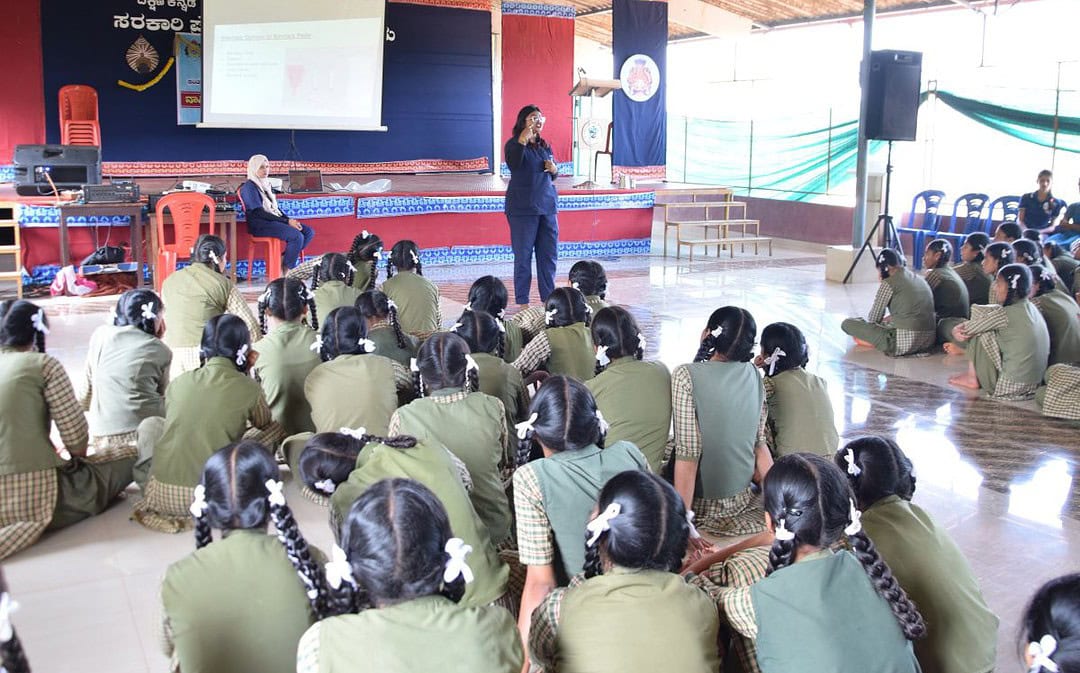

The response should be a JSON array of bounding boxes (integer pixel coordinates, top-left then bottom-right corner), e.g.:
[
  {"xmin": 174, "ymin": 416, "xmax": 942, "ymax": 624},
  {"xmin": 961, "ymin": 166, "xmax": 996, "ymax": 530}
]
[{"xmin": 289, "ymin": 169, "xmax": 324, "ymax": 194}]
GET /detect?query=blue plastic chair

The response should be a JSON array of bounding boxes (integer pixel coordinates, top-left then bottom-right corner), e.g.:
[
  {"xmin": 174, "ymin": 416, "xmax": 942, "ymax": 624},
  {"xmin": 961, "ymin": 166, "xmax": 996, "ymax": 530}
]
[
  {"xmin": 937, "ymin": 193, "xmax": 989, "ymax": 261},
  {"xmin": 983, "ymin": 195, "xmax": 1021, "ymax": 236},
  {"xmin": 897, "ymin": 190, "xmax": 946, "ymax": 269}
]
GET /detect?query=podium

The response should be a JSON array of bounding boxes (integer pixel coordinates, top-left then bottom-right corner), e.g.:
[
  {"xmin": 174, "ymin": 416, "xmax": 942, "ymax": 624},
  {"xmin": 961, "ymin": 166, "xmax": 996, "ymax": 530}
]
[
  {"xmin": 569, "ymin": 78, "xmax": 621, "ymax": 97},
  {"xmin": 570, "ymin": 78, "xmax": 621, "ymax": 189}
]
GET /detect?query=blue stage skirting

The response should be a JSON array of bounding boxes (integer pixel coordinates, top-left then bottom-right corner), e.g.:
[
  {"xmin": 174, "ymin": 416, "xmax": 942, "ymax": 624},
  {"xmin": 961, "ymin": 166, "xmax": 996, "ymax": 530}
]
[{"xmin": 356, "ymin": 191, "xmax": 655, "ymax": 218}]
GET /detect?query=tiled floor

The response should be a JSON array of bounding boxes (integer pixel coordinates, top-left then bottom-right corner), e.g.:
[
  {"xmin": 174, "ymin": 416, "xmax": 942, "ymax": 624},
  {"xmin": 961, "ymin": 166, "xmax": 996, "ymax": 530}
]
[{"xmin": 5, "ymin": 237, "xmax": 1079, "ymax": 672}]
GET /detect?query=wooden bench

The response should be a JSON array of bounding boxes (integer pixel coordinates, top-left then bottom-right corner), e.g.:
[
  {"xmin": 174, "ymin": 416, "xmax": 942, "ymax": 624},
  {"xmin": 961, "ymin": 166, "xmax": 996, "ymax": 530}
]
[
  {"xmin": 668, "ymin": 219, "xmax": 761, "ymax": 258},
  {"xmin": 663, "ymin": 202, "xmax": 750, "ymax": 256},
  {"xmin": 679, "ymin": 235, "xmax": 773, "ymax": 261}
]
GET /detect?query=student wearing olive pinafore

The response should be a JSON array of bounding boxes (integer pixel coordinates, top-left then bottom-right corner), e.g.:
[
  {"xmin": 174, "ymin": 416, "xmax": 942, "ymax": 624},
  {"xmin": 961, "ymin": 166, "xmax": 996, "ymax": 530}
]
[
  {"xmin": 313, "ymin": 279, "xmax": 361, "ymax": 328},
  {"xmin": 382, "ymin": 270, "xmax": 442, "ymax": 336},
  {"xmin": 963, "ymin": 299, "xmax": 1050, "ymax": 400},
  {"xmin": 1033, "ymin": 287, "xmax": 1080, "ymax": 366},
  {"xmin": 841, "ymin": 265, "xmax": 937, "ymax": 356},
  {"xmin": 953, "ymin": 259, "xmax": 993, "ymax": 307},
  {"xmin": 763, "ymin": 367, "xmax": 839, "ymax": 458},
  {"xmin": 329, "ymin": 437, "xmax": 510, "ymax": 607},
  {"xmin": 365, "ymin": 322, "xmax": 419, "ymax": 369},
  {"xmin": 927, "ymin": 264, "xmax": 971, "ymax": 345},
  {"xmin": 585, "ymin": 356, "xmax": 672, "ymax": 472},
  {"xmin": 473, "ymin": 350, "xmax": 528, "ymax": 447},
  {"xmin": 252, "ymin": 320, "xmax": 320, "ymax": 436},
  {"xmin": 304, "ymin": 352, "xmax": 411, "ymax": 437}
]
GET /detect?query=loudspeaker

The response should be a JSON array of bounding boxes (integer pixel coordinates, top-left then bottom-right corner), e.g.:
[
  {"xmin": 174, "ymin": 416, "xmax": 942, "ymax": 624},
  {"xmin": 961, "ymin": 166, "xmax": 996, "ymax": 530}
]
[
  {"xmin": 12, "ymin": 144, "xmax": 102, "ymax": 196},
  {"xmin": 866, "ymin": 50, "xmax": 922, "ymax": 141}
]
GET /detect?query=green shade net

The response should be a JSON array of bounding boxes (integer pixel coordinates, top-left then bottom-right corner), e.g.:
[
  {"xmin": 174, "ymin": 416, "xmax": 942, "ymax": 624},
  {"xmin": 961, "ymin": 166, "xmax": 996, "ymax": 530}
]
[{"xmin": 931, "ymin": 90, "xmax": 1080, "ymax": 154}]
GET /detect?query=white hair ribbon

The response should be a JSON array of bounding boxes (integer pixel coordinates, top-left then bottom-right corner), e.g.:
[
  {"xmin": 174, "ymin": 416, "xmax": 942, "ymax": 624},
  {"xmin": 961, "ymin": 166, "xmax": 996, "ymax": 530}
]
[
  {"xmin": 325, "ymin": 544, "xmax": 357, "ymax": 589},
  {"xmin": 386, "ymin": 299, "xmax": 397, "ymax": 311},
  {"xmin": 515, "ymin": 412, "xmax": 538, "ymax": 440},
  {"xmin": 140, "ymin": 302, "xmax": 156, "ymax": 321},
  {"xmin": 0, "ymin": 592, "xmax": 20, "ymax": 644},
  {"xmin": 596, "ymin": 409, "xmax": 610, "ymax": 435},
  {"xmin": 498, "ymin": 309, "xmax": 506, "ymax": 320},
  {"xmin": 450, "ymin": 322, "xmax": 463, "ymax": 333},
  {"xmin": 313, "ymin": 479, "xmax": 337, "ymax": 495},
  {"xmin": 265, "ymin": 479, "xmax": 286, "ymax": 507},
  {"xmin": 189, "ymin": 484, "xmax": 208, "ymax": 519},
  {"xmin": 686, "ymin": 510, "xmax": 702, "ymax": 540},
  {"xmin": 373, "ymin": 249, "xmax": 384, "ymax": 260},
  {"xmin": 1028, "ymin": 635, "xmax": 1060, "ymax": 673},
  {"xmin": 710, "ymin": 325, "xmax": 723, "ymax": 338},
  {"xmin": 586, "ymin": 502, "xmax": 622, "ymax": 546},
  {"xmin": 310, "ymin": 336, "xmax": 323, "ymax": 352},
  {"xmin": 545, "ymin": 308, "xmax": 558, "ymax": 325},
  {"xmin": 1010, "ymin": 274, "xmax": 1021, "ymax": 290},
  {"xmin": 339, "ymin": 427, "xmax": 367, "ymax": 441},
  {"xmin": 208, "ymin": 250, "xmax": 220, "ymax": 266},
  {"xmin": 235, "ymin": 343, "xmax": 249, "ymax": 367},
  {"xmin": 443, "ymin": 537, "xmax": 475, "ymax": 584},
  {"xmin": 465, "ymin": 354, "xmax": 479, "ymax": 373},
  {"xmin": 259, "ymin": 287, "xmax": 272, "ymax": 304},
  {"xmin": 774, "ymin": 518, "xmax": 796, "ymax": 541},
  {"xmin": 764, "ymin": 347, "xmax": 787, "ymax": 376},
  {"xmin": 571, "ymin": 282, "xmax": 580, "ymax": 290},
  {"xmin": 595, "ymin": 345, "xmax": 611, "ymax": 367},
  {"xmin": 358, "ymin": 338, "xmax": 377, "ymax": 353},
  {"xmin": 637, "ymin": 333, "xmax": 647, "ymax": 351},
  {"xmin": 497, "ymin": 320, "xmax": 506, "ymax": 333},
  {"xmin": 30, "ymin": 309, "xmax": 49, "ymax": 335},
  {"xmin": 844, "ymin": 448, "xmax": 862, "ymax": 476},
  {"xmin": 346, "ymin": 260, "xmax": 357, "ymax": 274},
  {"xmin": 462, "ymin": 302, "xmax": 473, "ymax": 312},
  {"xmin": 410, "ymin": 358, "xmax": 420, "ymax": 373},
  {"xmin": 844, "ymin": 499, "xmax": 863, "ymax": 536},
  {"xmin": 410, "ymin": 250, "xmax": 420, "ymax": 265},
  {"xmin": 362, "ymin": 229, "xmax": 370, "ymax": 239}
]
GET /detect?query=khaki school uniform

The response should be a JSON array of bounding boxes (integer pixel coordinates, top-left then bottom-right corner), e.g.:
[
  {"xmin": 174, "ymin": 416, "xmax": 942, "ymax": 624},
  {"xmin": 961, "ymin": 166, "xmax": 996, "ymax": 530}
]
[
  {"xmin": 1034, "ymin": 290, "xmax": 1080, "ymax": 366},
  {"xmin": 161, "ymin": 530, "xmax": 321, "ymax": 673},
  {"xmin": 0, "ymin": 348, "xmax": 134, "ymax": 560},
  {"xmin": 132, "ymin": 357, "xmax": 284, "ymax": 532},
  {"xmin": 288, "ymin": 254, "xmax": 377, "ymax": 292},
  {"xmin": 927, "ymin": 266, "xmax": 971, "ymax": 345},
  {"xmin": 1050, "ymin": 252, "xmax": 1079, "ymax": 291},
  {"xmin": 585, "ymin": 357, "xmax": 672, "ymax": 472},
  {"xmin": 545, "ymin": 323, "xmax": 596, "ymax": 380},
  {"xmin": 672, "ymin": 361, "xmax": 768, "ymax": 539},
  {"xmin": 382, "ymin": 271, "xmax": 442, "ymax": 336},
  {"xmin": 529, "ymin": 568, "xmax": 719, "ymax": 673},
  {"xmin": 389, "ymin": 387, "xmax": 512, "ymax": 545},
  {"xmin": 329, "ymin": 437, "xmax": 509, "ymax": 607},
  {"xmin": 512, "ymin": 441, "xmax": 648, "ymax": 585},
  {"xmin": 862, "ymin": 496, "xmax": 998, "ymax": 673},
  {"xmin": 313, "ymin": 280, "xmax": 361, "ymax": 326},
  {"xmin": 253, "ymin": 321, "xmax": 320, "ymax": 436},
  {"xmin": 473, "ymin": 352, "xmax": 528, "ymax": 449},
  {"xmin": 161, "ymin": 262, "xmax": 261, "ymax": 379},
  {"xmin": 1038, "ymin": 363, "xmax": 1080, "ymax": 420},
  {"xmin": 963, "ymin": 300, "xmax": 1050, "ymax": 400},
  {"xmin": 502, "ymin": 318, "xmax": 524, "ymax": 363},
  {"xmin": 584, "ymin": 294, "xmax": 608, "ymax": 317},
  {"xmin": 841, "ymin": 267, "xmax": 936, "ymax": 356},
  {"xmin": 367, "ymin": 323, "xmax": 419, "ymax": 369},
  {"xmin": 763, "ymin": 368, "xmax": 838, "ymax": 457},
  {"xmin": 953, "ymin": 261, "xmax": 993, "ymax": 306},
  {"xmin": 304, "ymin": 353, "xmax": 410, "ymax": 436},
  {"xmin": 296, "ymin": 595, "xmax": 523, "ymax": 673}
]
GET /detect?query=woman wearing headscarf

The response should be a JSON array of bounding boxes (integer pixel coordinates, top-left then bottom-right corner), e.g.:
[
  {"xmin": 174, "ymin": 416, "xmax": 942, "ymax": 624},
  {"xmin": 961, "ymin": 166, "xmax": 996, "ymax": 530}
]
[{"xmin": 239, "ymin": 155, "xmax": 315, "ymax": 272}]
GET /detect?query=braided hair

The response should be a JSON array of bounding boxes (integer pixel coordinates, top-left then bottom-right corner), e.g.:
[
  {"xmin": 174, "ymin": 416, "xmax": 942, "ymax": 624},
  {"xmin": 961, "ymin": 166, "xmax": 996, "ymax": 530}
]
[
  {"xmin": 198, "ymin": 314, "xmax": 252, "ymax": 372},
  {"xmin": 517, "ymin": 375, "xmax": 606, "ymax": 466},
  {"xmin": 387, "ymin": 240, "xmax": 423, "ymax": 278},
  {"xmin": 1013, "ymin": 238, "xmax": 1043, "ymax": 267},
  {"xmin": 0, "ymin": 567, "xmax": 31, "ymax": 673},
  {"xmin": 876, "ymin": 248, "xmax": 906, "ymax": 280},
  {"xmin": 192, "ymin": 234, "xmax": 227, "ymax": 274},
  {"xmin": 924, "ymin": 239, "xmax": 952, "ymax": 269},
  {"xmin": 332, "ymin": 478, "xmax": 467, "ymax": 614},
  {"xmin": 454, "ymin": 309, "xmax": 505, "ymax": 359},
  {"xmin": 762, "ymin": 453, "xmax": 926, "ymax": 640},
  {"xmin": 0, "ymin": 300, "xmax": 48, "ymax": 353},
  {"xmin": 192, "ymin": 441, "xmax": 331, "ymax": 618},
  {"xmin": 591, "ymin": 306, "xmax": 644, "ymax": 375},
  {"xmin": 984, "ymin": 242, "xmax": 1015, "ymax": 276},
  {"xmin": 759, "ymin": 322, "xmax": 809, "ymax": 377},
  {"xmin": 355, "ymin": 290, "xmax": 408, "ymax": 349},
  {"xmin": 835, "ymin": 436, "xmax": 916, "ymax": 511},
  {"xmin": 297, "ymin": 431, "xmax": 399, "ymax": 497},
  {"xmin": 412, "ymin": 332, "xmax": 478, "ymax": 399},
  {"xmin": 312, "ymin": 252, "xmax": 355, "ymax": 292},
  {"xmin": 568, "ymin": 260, "xmax": 608, "ymax": 300},
  {"xmin": 693, "ymin": 306, "xmax": 756, "ymax": 363},
  {"xmin": 544, "ymin": 287, "xmax": 591, "ymax": 328},
  {"xmin": 1021, "ymin": 573, "xmax": 1080, "ymax": 673},
  {"xmin": 962, "ymin": 232, "xmax": 990, "ymax": 264},
  {"xmin": 466, "ymin": 276, "xmax": 510, "ymax": 320},
  {"xmin": 346, "ymin": 230, "xmax": 383, "ymax": 292},
  {"xmin": 1032, "ymin": 264, "xmax": 1058, "ymax": 298},
  {"xmin": 582, "ymin": 471, "xmax": 689, "ymax": 580},
  {"xmin": 997, "ymin": 264, "xmax": 1033, "ymax": 306},
  {"xmin": 112, "ymin": 289, "xmax": 164, "ymax": 336},
  {"xmin": 258, "ymin": 277, "xmax": 318, "ymax": 335},
  {"xmin": 317, "ymin": 307, "xmax": 372, "ymax": 362}
]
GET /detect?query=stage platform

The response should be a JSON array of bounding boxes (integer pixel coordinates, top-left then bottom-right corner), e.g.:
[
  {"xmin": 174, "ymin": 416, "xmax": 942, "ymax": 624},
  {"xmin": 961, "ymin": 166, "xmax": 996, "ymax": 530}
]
[{"xmin": 1, "ymin": 173, "xmax": 674, "ymax": 284}]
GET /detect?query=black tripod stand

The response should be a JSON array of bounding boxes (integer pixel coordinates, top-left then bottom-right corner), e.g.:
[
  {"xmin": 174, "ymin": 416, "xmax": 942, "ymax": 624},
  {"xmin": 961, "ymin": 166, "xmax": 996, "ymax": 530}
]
[
  {"xmin": 844, "ymin": 140, "xmax": 903, "ymax": 284},
  {"xmin": 284, "ymin": 130, "xmax": 303, "ymax": 165}
]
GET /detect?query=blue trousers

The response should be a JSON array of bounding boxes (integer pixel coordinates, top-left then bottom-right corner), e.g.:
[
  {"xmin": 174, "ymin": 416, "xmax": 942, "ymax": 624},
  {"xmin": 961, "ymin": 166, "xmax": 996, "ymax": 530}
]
[
  {"xmin": 246, "ymin": 219, "xmax": 315, "ymax": 270},
  {"xmin": 507, "ymin": 212, "xmax": 558, "ymax": 305}
]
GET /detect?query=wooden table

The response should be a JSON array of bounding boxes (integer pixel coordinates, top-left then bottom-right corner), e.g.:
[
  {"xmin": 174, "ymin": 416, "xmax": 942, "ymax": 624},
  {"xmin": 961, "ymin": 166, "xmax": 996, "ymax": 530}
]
[
  {"xmin": 147, "ymin": 209, "xmax": 238, "ymax": 288},
  {"xmin": 56, "ymin": 202, "xmax": 146, "ymax": 285}
]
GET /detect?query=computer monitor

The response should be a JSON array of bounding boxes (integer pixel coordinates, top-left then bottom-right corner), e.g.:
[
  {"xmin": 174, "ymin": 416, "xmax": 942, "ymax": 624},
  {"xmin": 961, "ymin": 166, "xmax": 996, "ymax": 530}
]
[{"xmin": 289, "ymin": 170, "xmax": 323, "ymax": 194}]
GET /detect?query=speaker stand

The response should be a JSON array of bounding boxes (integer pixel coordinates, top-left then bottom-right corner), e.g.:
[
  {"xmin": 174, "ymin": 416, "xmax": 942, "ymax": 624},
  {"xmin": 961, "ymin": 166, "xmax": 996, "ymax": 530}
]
[
  {"xmin": 285, "ymin": 130, "xmax": 303, "ymax": 165},
  {"xmin": 843, "ymin": 140, "xmax": 902, "ymax": 283}
]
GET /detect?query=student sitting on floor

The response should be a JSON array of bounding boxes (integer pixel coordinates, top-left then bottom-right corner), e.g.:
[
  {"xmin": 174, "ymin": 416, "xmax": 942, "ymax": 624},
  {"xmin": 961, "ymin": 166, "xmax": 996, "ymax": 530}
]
[
  {"xmin": 160, "ymin": 441, "xmax": 326, "ymax": 673},
  {"xmin": 948, "ymin": 264, "xmax": 1050, "ymax": 400},
  {"xmin": 692, "ymin": 453, "xmax": 924, "ymax": 673},
  {"xmin": 514, "ymin": 287, "xmax": 596, "ymax": 381},
  {"xmin": 1032, "ymin": 265, "xmax": 1080, "ymax": 366},
  {"xmin": 253, "ymin": 278, "xmax": 320, "ymax": 436},
  {"xmin": 529, "ymin": 471, "xmax": 720, "ymax": 673},
  {"xmin": 841, "ymin": 249, "xmax": 936, "ymax": 357},
  {"xmin": 465, "ymin": 276, "xmax": 524, "ymax": 363},
  {"xmin": 298, "ymin": 478, "xmax": 523, "ymax": 673},
  {"xmin": 355, "ymin": 289, "xmax": 418, "ymax": 369},
  {"xmin": 452, "ymin": 309, "xmax": 528, "ymax": 442},
  {"xmin": 982, "ymin": 241, "xmax": 1016, "ymax": 297},
  {"xmin": 287, "ymin": 230, "xmax": 384, "ymax": 293},
  {"xmin": 291, "ymin": 431, "xmax": 364, "ymax": 504},
  {"xmin": 310, "ymin": 253, "xmax": 361, "ymax": 324},
  {"xmin": 1037, "ymin": 362, "xmax": 1080, "ymax": 421},
  {"xmin": 671, "ymin": 307, "xmax": 772, "ymax": 541},
  {"xmin": 514, "ymin": 261, "xmax": 611, "ymax": 343},
  {"xmin": 1045, "ymin": 241, "xmax": 1079, "ymax": 290},
  {"xmin": 757, "ymin": 322, "xmax": 838, "ymax": 458},
  {"xmin": 381, "ymin": 240, "xmax": 442, "ymax": 337},
  {"xmin": 133, "ymin": 314, "xmax": 284, "ymax": 533},
  {"xmin": 0, "ymin": 301, "xmax": 135, "ymax": 560},
  {"xmin": 586, "ymin": 306, "xmax": 671, "ymax": 472},
  {"xmin": 329, "ymin": 432, "xmax": 511, "ymax": 609},
  {"xmin": 993, "ymin": 221, "xmax": 1022, "ymax": 243},
  {"xmin": 161, "ymin": 234, "xmax": 261, "ymax": 379},
  {"xmin": 838, "ymin": 436, "xmax": 998, "ymax": 673},
  {"xmin": 79, "ymin": 289, "xmax": 172, "ymax": 456},
  {"xmin": 304, "ymin": 306, "xmax": 412, "ymax": 436},
  {"xmin": 954, "ymin": 232, "xmax": 994, "ymax": 305},
  {"xmin": 1014, "ymin": 238, "xmax": 1073, "ymax": 296},
  {"xmin": 1019, "ymin": 573, "xmax": 1080, "ymax": 673},
  {"xmin": 389, "ymin": 332, "xmax": 511, "ymax": 546},
  {"xmin": 513, "ymin": 376, "xmax": 649, "ymax": 649},
  {"xmin": 923, "ymin": 239, "xmax": 971, "ymax": 346}
]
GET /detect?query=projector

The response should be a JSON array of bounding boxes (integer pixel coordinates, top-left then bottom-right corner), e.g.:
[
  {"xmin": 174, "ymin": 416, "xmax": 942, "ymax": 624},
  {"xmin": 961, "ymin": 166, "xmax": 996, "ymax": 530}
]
[
  {"xmin": 268, "ymin": 177, "xmax": 283, "ymax": 190},
  {"xmin": 181, "ymin": 180, "xmax": 212, "ymax": 193}
]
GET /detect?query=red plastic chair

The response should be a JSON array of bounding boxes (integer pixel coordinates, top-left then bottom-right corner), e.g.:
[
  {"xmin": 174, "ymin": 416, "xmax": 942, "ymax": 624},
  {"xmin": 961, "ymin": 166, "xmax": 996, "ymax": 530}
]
[
  {"xmin": 155, "ymin": 192, "xmax": 215, "ymax": 290},
  {"xmin": 58, "ymin": 85, "xmax": 101, "ymax": 146},
  {"xmin": 247, "ymin": 237, "xmax": 283, "ymax": 283}
]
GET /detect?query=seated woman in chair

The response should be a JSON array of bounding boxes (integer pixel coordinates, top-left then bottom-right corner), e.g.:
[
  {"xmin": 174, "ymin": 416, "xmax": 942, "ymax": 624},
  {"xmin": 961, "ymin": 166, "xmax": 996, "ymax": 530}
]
[{"xmin": 240, "ymin": 155, "xmax": 314, "ymax": 272}]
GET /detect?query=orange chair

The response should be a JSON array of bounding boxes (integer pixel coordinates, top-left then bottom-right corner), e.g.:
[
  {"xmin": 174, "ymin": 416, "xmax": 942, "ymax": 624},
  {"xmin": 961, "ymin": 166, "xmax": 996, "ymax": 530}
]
[
  {"xmin": 247, "ymin": 236, "xmax": 283, "ymax": 283},
  {"xmin": 155, "ymin": 192, "xmax": 215, "ymax": 290},
  {"xmin": 58, "ymin": 85, "xmax": 101, "ymax": 147}
]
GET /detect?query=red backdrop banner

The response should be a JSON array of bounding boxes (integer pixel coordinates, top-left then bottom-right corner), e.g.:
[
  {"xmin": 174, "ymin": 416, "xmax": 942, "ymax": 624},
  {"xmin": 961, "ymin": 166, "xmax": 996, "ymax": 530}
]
[{"xmin": 1, "ymin": 0, "xmax": 46, "ymax": 161}]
